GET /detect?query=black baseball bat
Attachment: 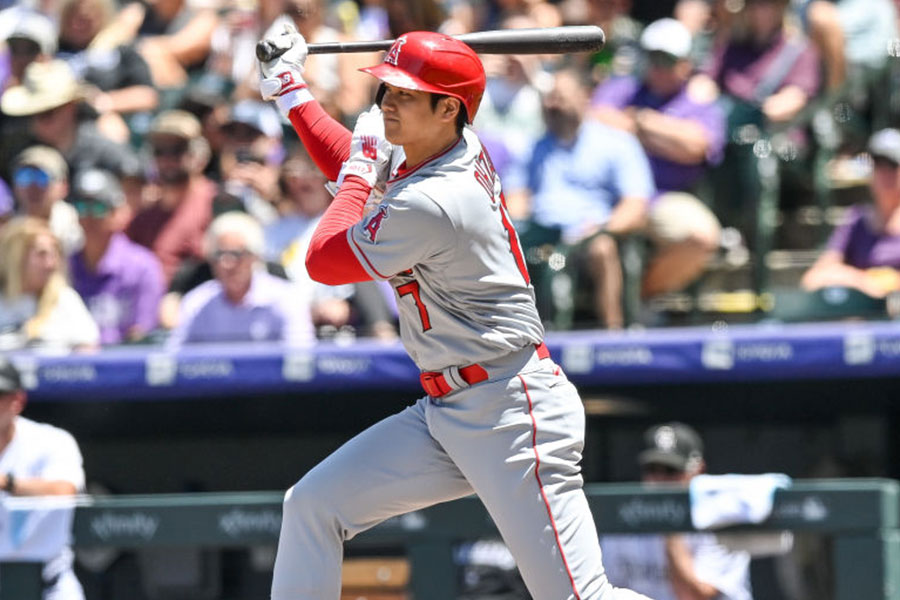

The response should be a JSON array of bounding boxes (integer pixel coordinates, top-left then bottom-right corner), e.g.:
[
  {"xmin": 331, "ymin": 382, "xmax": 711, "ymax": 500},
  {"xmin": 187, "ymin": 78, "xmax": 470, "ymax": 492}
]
[{"xmin": 256, "ymin": 25, "xmax": 605, "ymax": 62}]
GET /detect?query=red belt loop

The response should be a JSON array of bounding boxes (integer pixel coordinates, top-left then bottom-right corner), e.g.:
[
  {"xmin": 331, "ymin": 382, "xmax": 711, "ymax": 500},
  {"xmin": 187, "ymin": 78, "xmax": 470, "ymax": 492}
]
[
  {"xmin": 420, "ymin": 342, "xmax": 548, "ymax": 398},
  {"xmin": 420, "ymin": 363, "xmax": 489, "ymax": 398}
]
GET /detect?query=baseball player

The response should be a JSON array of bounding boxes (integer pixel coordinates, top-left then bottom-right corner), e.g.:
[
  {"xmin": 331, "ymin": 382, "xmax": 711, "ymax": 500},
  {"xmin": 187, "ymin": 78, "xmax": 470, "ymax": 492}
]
[{"xmin": 258, "ymin": 24, "xmax": 650, "ymax": 600}]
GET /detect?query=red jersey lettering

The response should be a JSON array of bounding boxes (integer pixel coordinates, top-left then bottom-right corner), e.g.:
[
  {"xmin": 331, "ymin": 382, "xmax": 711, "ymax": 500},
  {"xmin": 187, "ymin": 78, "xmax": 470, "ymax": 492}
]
[{"xmin": 364, "ymin": 205, "xmax": 389, "ymax": 242}]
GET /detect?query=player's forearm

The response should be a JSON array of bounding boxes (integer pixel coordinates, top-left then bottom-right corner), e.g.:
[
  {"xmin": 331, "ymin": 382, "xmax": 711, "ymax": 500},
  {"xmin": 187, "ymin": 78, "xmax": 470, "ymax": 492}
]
[
  {"xmin": 1, "ymin": 475, "xmax": 77, "ymax": 497},
  {"xmin": 306, "ymin": 175, "xmax": 373, "ymax": 284},
  {"xmin": 288, "ymin": 101, "xmax": 353, "ymax": 182}
]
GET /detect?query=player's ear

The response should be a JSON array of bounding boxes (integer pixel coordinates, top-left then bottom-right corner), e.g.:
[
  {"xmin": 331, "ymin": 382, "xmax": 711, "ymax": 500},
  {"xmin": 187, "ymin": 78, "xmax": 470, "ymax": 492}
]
[{"xmin": 439, "ymin": 97, "xmax": 461, "ymax": 123}]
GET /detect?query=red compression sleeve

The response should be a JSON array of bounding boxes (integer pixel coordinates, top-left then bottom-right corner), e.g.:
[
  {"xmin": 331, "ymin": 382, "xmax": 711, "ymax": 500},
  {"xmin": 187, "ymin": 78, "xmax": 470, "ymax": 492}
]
[
  {"xmin": 287, "ymin": 102, "xmax": 352, "ymax": 182},
  {"xmin": 306, "ymin": 175, "xmax": 373, "ymax": 284}
]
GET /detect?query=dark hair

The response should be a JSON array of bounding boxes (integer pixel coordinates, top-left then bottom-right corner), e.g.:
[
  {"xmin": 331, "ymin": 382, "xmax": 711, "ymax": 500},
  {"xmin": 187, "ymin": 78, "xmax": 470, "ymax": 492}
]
[{"xmin": 429, "ymin": 93, "xmax": 467, "ymax": 135}]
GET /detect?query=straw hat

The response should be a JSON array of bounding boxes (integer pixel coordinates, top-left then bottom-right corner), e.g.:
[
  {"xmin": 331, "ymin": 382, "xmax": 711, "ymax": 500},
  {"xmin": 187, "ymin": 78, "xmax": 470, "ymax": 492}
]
[{"xmin": 1, "ymin": 59, "xmax": 83, "ymax": 117}]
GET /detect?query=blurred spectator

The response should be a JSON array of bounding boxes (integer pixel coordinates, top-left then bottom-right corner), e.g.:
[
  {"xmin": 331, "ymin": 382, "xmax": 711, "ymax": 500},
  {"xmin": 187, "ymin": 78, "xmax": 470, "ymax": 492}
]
[
  {"xmin": 592, "ymin": 18, "xmax": 724, "ymax": 300},
  {"xmin": 69, "ymin": 168, "xmax": 165, "ymax": 345},
  {"xmin": 0, "ymin": 59, "xmax": 140, "ymax": 177},
  {"xmin": 802, "ymin": 128, "xmax": 900, "ymax": 298},
  {"xmin": 277, "ymin": 0, "xmax": 376, "ymax": 121},
  {"xmin": 166, "ymin": 211, "xmax": 315, "ymax": 347},
  {"xmin": 384, "ymin": 0, "xmax": 446, "ymax": 36},
  {"xmin": 105, "ymin": 0, "xmax": 218, "ymax": 90},
  {"xmin": 56, "ymin": 0, "xmax": 160, "ymax": 145},
  {"xmin": 601, "ymin": 422, "xmax": 752, "ymax": 600},
  {"xmin": 276, "ymin": 153, "xmax": 398, "ymax": 340},
  {"xmin": 214, "ymin": 99, "xmax": 284, "ymax": 225},
  {"xmin": 701, "ymin": 0, "xmax": 820, "ymax": 132},
  {"xmin": 10, "ymin": 145, "xmax": 84, "ymax": 255},
  {"xmin": 507, "ymin": 68, "xmax": 652, "ymax": 329},
  {"xmin": 698, "ymin": 0, "xmax": 821, "ymax": 249},
  {"xmin": 126, "ymin": 109, "xmax": 215, "ymax": 284},
  {"xmin": 0, "ymin": 7, "xmax": 56, "ymax": 90},
  {"xmin": 473, "ymin": 15, "xmax": 547, "ymax": 175},
  {"xmin": 0, "ymin": 217, "xmax": 99, "ymax": 351},
  {"xmin": 481, "ymin": 0, "xmax": 562, "ymax": 31},
  {"xmin": 586, "ymin": 0, "xmax": 643, "ymax": 80},
  {"xmin": 206, "ymin": 0, "xmax": 281, "ymax": 101},
  {"xmin": 0, "ymin": 358, "xmax": 87, "ymax": 600}
]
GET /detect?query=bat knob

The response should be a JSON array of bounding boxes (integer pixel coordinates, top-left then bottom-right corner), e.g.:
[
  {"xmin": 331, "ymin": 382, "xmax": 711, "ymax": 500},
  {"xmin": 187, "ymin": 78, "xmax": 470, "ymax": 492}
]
[{"xmin": 255, "ymin": 40, "xmax": 287, "ymax": 62}]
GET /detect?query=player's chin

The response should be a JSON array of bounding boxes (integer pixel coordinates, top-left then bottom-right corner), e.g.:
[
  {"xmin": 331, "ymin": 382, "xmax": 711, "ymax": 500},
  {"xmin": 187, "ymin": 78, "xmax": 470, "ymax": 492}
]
[{"xmin": 383, "ymin": 121, "xmax": 402, "ymax": 144}]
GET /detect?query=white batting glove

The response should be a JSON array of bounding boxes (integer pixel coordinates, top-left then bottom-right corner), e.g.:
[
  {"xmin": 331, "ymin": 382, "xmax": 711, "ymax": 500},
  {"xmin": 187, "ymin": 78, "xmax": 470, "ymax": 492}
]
[
  {"xmin": 258, "ymin": 22, "xmax": 312, "ymax": 115},
  {"xmin": 337, "ymin": 105, "xmax": 394, "ymax": 191}
]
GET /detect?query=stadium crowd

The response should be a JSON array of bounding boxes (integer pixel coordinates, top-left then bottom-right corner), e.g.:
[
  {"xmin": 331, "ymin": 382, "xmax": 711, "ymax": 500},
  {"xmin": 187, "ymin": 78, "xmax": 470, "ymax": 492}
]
[{"xmin": 2, "ymin": 0, "xmax": 900, "ymax": 351}]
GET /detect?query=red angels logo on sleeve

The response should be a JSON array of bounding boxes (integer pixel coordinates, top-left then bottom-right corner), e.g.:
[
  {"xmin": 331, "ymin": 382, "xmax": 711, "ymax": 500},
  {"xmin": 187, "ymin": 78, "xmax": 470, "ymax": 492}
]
[
  {"xmin": 363, "ymin": 205, "xmax": 389, "ymax": 242},
  {"xmin": 384, "ymin": 36, "xmax": 407, "ymax": 66}
]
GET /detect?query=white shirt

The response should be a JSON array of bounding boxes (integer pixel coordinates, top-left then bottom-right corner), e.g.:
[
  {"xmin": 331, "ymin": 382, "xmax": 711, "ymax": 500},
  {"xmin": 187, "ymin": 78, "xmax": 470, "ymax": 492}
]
[
  {"xmin": 0, "ymin": 288, "xmax": 100, "ymax": 350},
  {"xmin": 0, "ymin": 416, "xmax": 86, "ymax": 600},
  {"xmin": 600, "ymin": 533, "xmax": 752, "ymax": 600}
]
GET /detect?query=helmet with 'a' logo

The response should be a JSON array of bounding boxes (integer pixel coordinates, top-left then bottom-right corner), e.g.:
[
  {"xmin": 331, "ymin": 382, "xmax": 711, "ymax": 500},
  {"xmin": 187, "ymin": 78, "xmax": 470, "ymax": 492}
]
[{"xmin": 360, "ymin": 31, "xmax": 486, "ymax": 123}]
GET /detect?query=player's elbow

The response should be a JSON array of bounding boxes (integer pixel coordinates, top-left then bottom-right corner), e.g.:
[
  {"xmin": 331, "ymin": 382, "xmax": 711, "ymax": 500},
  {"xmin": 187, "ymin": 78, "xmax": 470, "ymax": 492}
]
[{"xmin": 305, "ymin": 248, "xmax": 337, "ymax": 285}]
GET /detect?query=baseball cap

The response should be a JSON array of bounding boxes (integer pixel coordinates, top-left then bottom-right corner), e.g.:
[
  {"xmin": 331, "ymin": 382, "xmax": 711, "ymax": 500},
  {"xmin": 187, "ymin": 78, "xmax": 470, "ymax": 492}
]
[
  {"xmin": 0, "ymin": 59, "xmax": 83, "ymax": 116},
  {"xmin": 0, "ymin": 358, "xmax": 22, "ymax": 394},
  {"xmin": 69, "ymin": 168, "xmax": 124, "ymax": 211},
  {"xmin": 13, "ymin": 145, "xmax": 69, "ymax": 181},
  {"xmin": 3, "ymin": 9, "xmax": 57, "ymax": 56},
  {"xmin": 638, "ymin": 422, "xmax": 704, "ymax": 471},
  {"xmin": 224, "ymin": 100, "xmax": 283, "ymax": 139},
  {"xmin": 640, "ymin": 18, "xmax": 693, "ymax": 59},
  {"xmin": 149, "ymin": 109, "xmax": 202, "ymax": 141},
  {"xmin": 868, "ymin": 128, "xmax": 900, "ymax": 165}
]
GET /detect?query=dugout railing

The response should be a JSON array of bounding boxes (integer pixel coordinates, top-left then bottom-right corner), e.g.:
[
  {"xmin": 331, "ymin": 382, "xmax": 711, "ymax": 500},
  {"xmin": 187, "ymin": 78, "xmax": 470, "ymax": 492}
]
[{"xmin": 0, "ymin": 478, "xmax": 897, "ymax": 599}]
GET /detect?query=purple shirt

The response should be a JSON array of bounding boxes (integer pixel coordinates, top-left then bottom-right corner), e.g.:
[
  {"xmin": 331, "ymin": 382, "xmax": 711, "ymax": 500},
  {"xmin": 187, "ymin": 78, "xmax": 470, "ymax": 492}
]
[
  {"xmin": 167, "ymin": 269, "xmax": 315, "ymax": 347},
  {"xmin": 591, "ymin": 75, "xmax": 726, "ymax": 193},
  {"xmin": 703, "ymin": 30, "xmax": 821, "ymax": 104},
  {"xmin": 70, "ymin": 232, "xmax": 165, "ymax": 345},
  {"xmin": 827, "ymin": 205, "xmax": 900, "ymax": 269}
]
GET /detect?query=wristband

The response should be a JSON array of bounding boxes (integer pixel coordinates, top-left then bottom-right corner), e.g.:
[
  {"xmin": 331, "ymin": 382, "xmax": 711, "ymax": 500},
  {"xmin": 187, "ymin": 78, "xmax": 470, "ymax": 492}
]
[
  {"xmin": 275, "ymin": 86, "xmax": 314, "ymax": 117},
  {"xmin": 3, "ymin": 473, "xmax": 15, "ymax": 493}
]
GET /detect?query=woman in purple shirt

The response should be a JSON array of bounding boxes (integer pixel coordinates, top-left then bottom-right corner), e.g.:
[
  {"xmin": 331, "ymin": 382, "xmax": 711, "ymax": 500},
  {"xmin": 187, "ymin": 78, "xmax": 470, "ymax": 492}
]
[{"xmin": 803, "ymin": 129, "xmax": 900, "ymax": 297}]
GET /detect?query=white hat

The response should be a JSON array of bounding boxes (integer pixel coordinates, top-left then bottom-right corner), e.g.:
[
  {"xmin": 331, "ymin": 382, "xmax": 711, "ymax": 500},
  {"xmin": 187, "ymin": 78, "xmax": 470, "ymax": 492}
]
[
  {"xmin": 0, "ymin": 7, "xmax": 57, "ymax": 56},
  {"xmin": 1, "ymin": 60, "xmax": 83, "ymax": 116},
  {"xmin": 640, "ymin": 18, "xmax": 693, "ymax": 59}
]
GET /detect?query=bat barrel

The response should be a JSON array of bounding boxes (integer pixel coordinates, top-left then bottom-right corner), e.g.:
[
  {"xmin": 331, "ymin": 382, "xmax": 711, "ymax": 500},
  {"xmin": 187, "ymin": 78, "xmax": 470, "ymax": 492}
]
[{"xmin": 306, "ymin": 25, "xmax": 605, "ymax": 55}]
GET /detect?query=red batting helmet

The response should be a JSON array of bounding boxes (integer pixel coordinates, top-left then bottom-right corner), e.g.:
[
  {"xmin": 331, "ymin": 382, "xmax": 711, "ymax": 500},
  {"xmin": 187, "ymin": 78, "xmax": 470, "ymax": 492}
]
[{"xmin": 360, "ymin": 31, "xmax": 486, "ymax": 123}]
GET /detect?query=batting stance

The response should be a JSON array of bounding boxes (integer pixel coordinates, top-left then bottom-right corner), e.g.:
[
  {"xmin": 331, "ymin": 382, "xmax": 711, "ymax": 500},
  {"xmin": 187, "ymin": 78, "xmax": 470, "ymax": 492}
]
[{"xmin": 259, "ymin": 24, "xmax": 650, "ymax": 600}]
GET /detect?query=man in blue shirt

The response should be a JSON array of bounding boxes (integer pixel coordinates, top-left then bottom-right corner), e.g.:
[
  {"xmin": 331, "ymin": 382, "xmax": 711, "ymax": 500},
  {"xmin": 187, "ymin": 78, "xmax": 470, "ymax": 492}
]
[{"xmin": 506, "ymin": 68, "xmax": 653, "ymax": 329}]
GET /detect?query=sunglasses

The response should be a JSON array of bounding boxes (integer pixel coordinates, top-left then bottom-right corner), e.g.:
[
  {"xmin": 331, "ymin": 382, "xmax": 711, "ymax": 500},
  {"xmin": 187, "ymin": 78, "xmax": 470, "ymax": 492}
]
[
  {"xmin": 8, "ymin": 38, "xmax": 41, "ymax": 57},
  {"xmin": 152, "ymin": 142, "xmax": 189, "ymax": 158},
  {"xmin": 13, "ymin": 167, "xmax": 51, "ymax": 188},
  {"xmin": 646, "ymin": 51, "xmax": 680, "ymax": 69},
  {"xmin": 212, "ymin": 248, "xmax": 252, "ymax": 262},
  {"xmin": 72, "ymin": 200, "xmax": 112, "ymax": 218}
]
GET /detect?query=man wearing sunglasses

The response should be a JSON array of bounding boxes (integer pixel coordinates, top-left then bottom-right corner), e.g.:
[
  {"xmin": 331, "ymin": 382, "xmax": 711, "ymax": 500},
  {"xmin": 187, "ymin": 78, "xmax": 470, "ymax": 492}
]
[
  {"xmin": 11, "ymin": 145, "xmax": 84, "ymax": 255},
  {"xmin": 600, "ymin": 423, "xmax": 752, "ymax": 600},
  {"xmin": 126, "ymin": 110, "xmax": 215, "ymax": 285},
  {"xmin": 68, "ymin": 169, "xmax": 165, "ymax": 345},
  {"xmin": 592, "ymin": 18, "xmax": 724, "ymax": 311}
]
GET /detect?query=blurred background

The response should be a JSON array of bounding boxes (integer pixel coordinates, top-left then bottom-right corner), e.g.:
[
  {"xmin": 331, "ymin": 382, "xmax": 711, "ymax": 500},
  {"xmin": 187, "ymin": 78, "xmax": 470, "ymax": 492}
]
[{"xmin": 2, "ymin": 0, "xmax": 900, "ymax": 597}]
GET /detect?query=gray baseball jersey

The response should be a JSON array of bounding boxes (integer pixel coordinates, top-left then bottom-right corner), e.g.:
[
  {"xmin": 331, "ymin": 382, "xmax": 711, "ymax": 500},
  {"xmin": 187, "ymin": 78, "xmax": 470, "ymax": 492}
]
[
  {"xmin": 347, "ymin": 127, "xmax": 543, "ymax": 371},
  {"xmin": 272, "ymin": 125, "xmax": 646, "ymax": 600}
]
